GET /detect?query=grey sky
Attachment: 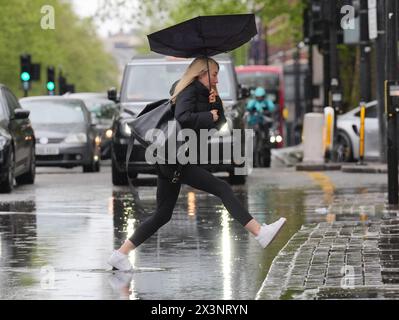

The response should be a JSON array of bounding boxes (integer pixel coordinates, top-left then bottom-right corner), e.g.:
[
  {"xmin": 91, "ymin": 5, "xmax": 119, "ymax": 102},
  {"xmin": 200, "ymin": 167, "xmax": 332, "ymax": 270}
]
[{"xmin": 71, "ymin": 0, "xmax": 123, "ymax": 37}]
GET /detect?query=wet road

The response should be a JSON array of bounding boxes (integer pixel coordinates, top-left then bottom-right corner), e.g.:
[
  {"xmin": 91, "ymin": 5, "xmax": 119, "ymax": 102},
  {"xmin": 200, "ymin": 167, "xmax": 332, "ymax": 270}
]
[{"xmin": 0, "ymin": 164, "xmax": 388, "ymax": 299}]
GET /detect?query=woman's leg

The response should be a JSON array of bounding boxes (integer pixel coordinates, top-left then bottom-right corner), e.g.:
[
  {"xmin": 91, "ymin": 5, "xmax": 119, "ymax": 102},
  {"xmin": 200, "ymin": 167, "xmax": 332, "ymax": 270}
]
[
  {"xmin": 118, "ymin": 175, "xmax": 181, "ymax": 254},
  {"xmin": 179, "ymin": 164, "xmax": 286, "ymax": 248},
  {"xmin": 180, "ymin": 165, "xmax": 261, "ymax": 235}
]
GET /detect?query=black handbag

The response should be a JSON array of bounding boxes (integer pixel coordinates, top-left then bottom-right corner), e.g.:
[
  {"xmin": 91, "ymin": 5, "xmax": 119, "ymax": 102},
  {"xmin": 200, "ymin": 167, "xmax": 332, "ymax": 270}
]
[{"xmin": 125, "ymin": 99, "xmax": 186, "ymax": 184}]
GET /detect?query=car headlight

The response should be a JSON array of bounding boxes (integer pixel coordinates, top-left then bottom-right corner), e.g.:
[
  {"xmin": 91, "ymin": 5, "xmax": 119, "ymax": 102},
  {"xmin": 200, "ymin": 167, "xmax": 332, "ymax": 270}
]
[
  {"xmin": 95, "ymin": 136, "xmax": 101, "ymax": 146},
  {"xmin": 64, "ymin": 133, "xmax": 88, "ymax": 144},
  {"xmin": 0, "ymin": 136, "xmax": 7, "ymax": 150},
  {"xmin": 121, "ymin": 122, "xmax": 132, "ymax": 137},
  {"xmin": 276, "ymin": 135, "xmax": 283, "ymax": 143},
  {"xmin": 105, "ymin": 129, "xmax": 113, "ymax": 139},
  {"xmin": 270, "ymin": 136, "xmax": 276, "ymax": 143}
]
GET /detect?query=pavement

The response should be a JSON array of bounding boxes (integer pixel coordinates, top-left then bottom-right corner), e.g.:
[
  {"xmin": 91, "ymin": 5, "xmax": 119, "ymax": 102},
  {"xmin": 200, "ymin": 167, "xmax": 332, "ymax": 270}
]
[
  {"xmin": 296, "ymin": 161, "xmax": 389, "ymax": 174},
  {"xmin": 256, "ymin": 152, "xmax": 399, "ymax": 300}
]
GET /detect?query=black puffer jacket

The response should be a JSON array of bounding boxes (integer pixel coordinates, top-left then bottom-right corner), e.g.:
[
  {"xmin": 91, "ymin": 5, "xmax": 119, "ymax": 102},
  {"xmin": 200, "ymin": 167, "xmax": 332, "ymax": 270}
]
[{"xmin": 174, "ymin": 80, "xmax": 227, "ymax": 133}]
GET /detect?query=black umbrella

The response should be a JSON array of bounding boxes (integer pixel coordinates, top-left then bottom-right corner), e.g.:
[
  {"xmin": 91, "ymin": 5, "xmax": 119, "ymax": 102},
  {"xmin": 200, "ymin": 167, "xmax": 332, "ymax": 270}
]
[{"xmin": 147, "ymin": 13, "xmax": 257, "ymax": 89}]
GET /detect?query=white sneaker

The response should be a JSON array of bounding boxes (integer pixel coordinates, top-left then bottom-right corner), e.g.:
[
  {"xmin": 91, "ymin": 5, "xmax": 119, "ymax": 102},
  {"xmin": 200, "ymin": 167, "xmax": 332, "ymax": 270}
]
[
  {"xmin": 107, "ymin": 250, "xmax": 133, "ymax": 271},
  {"xmin": 255, "ymin": 218, "xmax": 287, "ymax": 248}
]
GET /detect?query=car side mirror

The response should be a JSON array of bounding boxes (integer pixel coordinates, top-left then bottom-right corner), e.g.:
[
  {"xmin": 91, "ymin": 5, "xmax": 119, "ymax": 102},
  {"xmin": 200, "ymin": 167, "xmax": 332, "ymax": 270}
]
[
  {"xmin": 13, "ymin": 109, "xmax": 30, "ymax": 120},
  {"xmin": 107, "ymin": 88, "xmax": 119, "ymax": 103}
]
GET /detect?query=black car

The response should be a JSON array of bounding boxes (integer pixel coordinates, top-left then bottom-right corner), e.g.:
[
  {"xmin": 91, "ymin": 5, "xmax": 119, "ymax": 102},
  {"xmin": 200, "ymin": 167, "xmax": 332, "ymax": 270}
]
[
  {"xmin": 0, "ymin": 84, "xmax": 35, "ymax": 193},
  {"xmin": 64, "ymin": 93, "xmax": 116, "ymax": 159},
  {"xmin": 19, "ymin": 96, "xmax": 101, "ymax": 172},
  {"xmin": 108, "ymin": 54, "xmax": 250, "ymax": 186}
]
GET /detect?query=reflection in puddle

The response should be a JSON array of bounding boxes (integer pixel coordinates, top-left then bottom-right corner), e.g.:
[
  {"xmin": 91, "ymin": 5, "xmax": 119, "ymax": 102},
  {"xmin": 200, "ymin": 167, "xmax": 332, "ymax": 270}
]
[
  {"xmin": 0, "ymin": 201, "xmax": 35, "ymax": 213},
  {"xmin": 221, "ymin": 209, "xmax": 232, "ymax": 300},
  {"xmin": 0, "ymin": 172, "xmax": 392, "ymax": 299}
]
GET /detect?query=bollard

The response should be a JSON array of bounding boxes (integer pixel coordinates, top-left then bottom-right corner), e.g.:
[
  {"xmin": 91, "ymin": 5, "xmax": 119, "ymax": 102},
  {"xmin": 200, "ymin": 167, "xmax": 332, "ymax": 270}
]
[
  {"xmin": 302, "ymin": 113, "xmax": 325, "ymax": 163},
  {"xmin": 359, "ymin": 102, "xmax": 366, "ymax": 165},
  {"xmin": 324, "ymin": 107, "xmax": 335, "ymax": 160}
]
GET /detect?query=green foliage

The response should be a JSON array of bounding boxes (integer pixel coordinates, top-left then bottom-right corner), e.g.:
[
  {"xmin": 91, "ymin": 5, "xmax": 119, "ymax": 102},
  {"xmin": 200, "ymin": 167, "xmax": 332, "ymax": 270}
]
[
  {"xmin": 0, "ymin": 0, "xmax": 118, "ymax": 98},
  {"xmin": 137, "ymin": 0, "xmax": 303, "ymax": 64},
  {"xmin": 255, "ymin": 0, "xmax": 305, "ymax": 45}
]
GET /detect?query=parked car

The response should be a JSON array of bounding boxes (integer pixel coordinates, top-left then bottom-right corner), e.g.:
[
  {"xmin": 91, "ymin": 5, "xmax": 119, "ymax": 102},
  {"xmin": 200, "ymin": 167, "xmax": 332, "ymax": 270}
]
[
  {"xmin": 19, "ymin": 96, "xmax": 101, "ymax": 172},
  {"xmin": 65, "ymin": 93, "xmax": 116, "ymax": 159},
  {"xmin": 108, "ymin": 54, "xmax": 250, "ymax": 185},
  {"xmin": 336, "ymin": 100, "xmax": 379, "ymax": 162},
  {"xmin": 0, "ymin": 84, "xmax": 35, "ymax": 193}
]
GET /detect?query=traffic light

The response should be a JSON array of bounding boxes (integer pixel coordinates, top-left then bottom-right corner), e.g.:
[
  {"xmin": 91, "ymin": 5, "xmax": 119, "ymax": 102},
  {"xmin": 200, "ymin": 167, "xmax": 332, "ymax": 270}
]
[
  {"xmin": 307, "ymin": 0, "xmax": 327, "ymax": 48},
  {"xmin": 47, "ymin": 67, "xmax": 56, "ymax": 95},
  {"xmin": 20, "ymin": 54, "xmax": 32, "ymax": 90},
  {"xmin": 19, "ymin": 54, "xmax": 41, "ymax": 96},
  {"xmin": 59, "ymin": 73, "xmax": 66, "ymax": 95},
  {"xmin": 58, "ymin": 72, "xmax": 75, "ymax": 95}
]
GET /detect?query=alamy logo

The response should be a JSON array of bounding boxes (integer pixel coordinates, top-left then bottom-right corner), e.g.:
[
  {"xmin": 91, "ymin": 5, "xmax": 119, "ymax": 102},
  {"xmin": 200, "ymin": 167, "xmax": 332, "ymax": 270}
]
[
  {"xmin": 341, "ymin": 5, "xmax": 356, "ymax": 30},
  {"xmin": 142, "ymin": 122, "xmax": 254, "ymax": 176},
  {"xmin": 41, "ymin": 5, "xmax": 55, "ymax": 30}
]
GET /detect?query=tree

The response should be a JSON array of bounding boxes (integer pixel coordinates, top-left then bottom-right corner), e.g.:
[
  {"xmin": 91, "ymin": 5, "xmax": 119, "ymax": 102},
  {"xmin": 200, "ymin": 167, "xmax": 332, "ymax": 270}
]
[
  {"xmin": 0, "ymin": 0, "xmax": 118, "ymax": 97},
  {"xmin": 95, "ymin": 0, "xmax": 305, "ymax": 64}
]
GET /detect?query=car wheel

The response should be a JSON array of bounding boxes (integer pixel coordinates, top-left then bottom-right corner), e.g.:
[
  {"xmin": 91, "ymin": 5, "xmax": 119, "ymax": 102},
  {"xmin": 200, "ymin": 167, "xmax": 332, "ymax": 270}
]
[
  {"xmin": 228, "ymin": 171, "xmax": 247, "ymax": 185},
  {"xmin": 112, "ymin": 158, "xmax": 128, "ymax": 185},
  {"xmin": 83, "ymin": 155, "xmax": 99, "ymax": 173},
  {"xmin": 83, "ymin": 163, "xmax": 94, "ymax": 173},
  {"xmin": 336, "ymin": 131, "xmax": 354, "ymax": 162},
  {"xmin": 0, "ymin": 149, "xmax": 15, "ymax": 193},
  {"xmin": 16, "ymin": 147, "xmax": 35, "ymax": 185},
  {"xmin": 94, "ymin": 160, "xmax": 100, "ymax": 172}
]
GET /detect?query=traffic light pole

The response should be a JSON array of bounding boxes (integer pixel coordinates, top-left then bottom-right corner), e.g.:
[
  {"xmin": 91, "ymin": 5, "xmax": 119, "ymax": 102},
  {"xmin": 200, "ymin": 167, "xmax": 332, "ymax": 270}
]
[
  {"xmin": 386, "ymin": 0, "xmax": 399, "ymax": 206},
  {"xmin": 360, "ymin": 0, "xmax": 371, "ymax": 103},
  {"xmin": 328, "ymin": 0, "xmax": 342, "ymax": 162},
  {"xmin": 376, "ymin": 0, "xmax": 387, "ymax": 163}
]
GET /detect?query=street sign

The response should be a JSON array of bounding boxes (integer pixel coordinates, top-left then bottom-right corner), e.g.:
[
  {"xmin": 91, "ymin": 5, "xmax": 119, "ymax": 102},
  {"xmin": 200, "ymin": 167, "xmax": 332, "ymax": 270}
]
[{"xmin": 368, "ymin": 0, "xmax": 378, "ymax": 40}]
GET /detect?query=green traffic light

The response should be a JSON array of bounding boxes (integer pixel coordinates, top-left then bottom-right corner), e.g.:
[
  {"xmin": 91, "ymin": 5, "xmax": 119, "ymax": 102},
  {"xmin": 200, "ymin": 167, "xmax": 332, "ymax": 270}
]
[
  {"xmin": 47, "ymin": 81, "xmax": 55, "ymax": 91},
  {"xmin": 21, "ymin": 72, "xmax": 30, "ymax": 82}
]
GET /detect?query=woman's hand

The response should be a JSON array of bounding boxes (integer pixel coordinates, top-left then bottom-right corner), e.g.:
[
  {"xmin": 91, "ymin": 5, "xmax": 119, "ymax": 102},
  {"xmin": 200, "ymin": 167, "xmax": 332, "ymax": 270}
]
[
  {"xmin": 210, "ymin": 109, "xmax": 219, "ymax": 122},
  {"xmin": 209, "ymin": 89, "xmax": 217, "ymax": 104}
]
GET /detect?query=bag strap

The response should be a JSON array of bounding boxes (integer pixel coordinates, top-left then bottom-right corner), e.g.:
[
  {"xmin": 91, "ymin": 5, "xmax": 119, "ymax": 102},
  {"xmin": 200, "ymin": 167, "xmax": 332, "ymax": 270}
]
[
  {"xmin": 125, "ymin": 135, "xmax": 147, "ymax": 214},
  {"xmin": 125, "ymin": 132, "xmax": 184, "ymax": 214}
]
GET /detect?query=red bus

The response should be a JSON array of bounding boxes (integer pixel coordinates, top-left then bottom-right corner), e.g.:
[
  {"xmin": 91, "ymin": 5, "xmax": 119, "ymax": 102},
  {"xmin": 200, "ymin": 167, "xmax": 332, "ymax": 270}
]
[{"xmin": 235, "ymin": 65, "xmax": 285, "ymax": 147}]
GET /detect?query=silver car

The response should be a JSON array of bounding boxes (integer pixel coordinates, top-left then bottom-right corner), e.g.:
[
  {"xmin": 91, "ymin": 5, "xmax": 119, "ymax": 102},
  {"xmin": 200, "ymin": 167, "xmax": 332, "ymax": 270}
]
[
  {"xmin": 336, "ymin": 100, "xmax": 379, "ymax": 162},
  {"xmin": 19, "ymin": 96, "xmax": 101, "ymax": 172},
  {"xmin": 64, "ymin": 93, "xmax": 116, "ymax": 159}
]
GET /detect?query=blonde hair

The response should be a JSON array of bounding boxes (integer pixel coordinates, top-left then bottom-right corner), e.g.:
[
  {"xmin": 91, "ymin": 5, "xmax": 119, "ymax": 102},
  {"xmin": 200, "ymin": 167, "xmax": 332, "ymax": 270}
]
[{"xmin": 171, "ymin": 57, "xmax": 219, "ymax": 103}]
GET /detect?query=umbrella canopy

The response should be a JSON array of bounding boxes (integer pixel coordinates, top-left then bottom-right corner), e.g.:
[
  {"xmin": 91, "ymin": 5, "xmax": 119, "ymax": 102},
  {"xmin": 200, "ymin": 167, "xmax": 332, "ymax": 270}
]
[{"xmin": 147, "ymin": 14, "xmax": 257, "ymax": 58}]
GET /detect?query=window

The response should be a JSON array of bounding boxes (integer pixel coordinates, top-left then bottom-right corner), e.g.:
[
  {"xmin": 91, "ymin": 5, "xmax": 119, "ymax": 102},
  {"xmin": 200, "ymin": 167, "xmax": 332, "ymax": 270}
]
[
  {"xmin": 122, "ymin": 62, "xmax": 234, "ymax": 102},
  {"xmin": 354, "ymin": 105, "xmax": 377, "ymax": 118},
  {"xmin": 0, "ymin": 97, "xmax": 6, "ymax": 121},
  {"xmin": 20, "ymin": 100, "xmax": 86, "ymax": 124},
  {"xmin": 3, "ymin": 88, "xmax": 20, "ymax": 116}
]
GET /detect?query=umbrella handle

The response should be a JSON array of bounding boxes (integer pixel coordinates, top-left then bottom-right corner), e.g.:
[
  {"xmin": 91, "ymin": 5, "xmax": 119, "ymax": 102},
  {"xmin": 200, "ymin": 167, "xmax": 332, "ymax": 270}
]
[
  {"xmin": 206, "ymin": 57, "xmax": 212, "ymax": 92},
  {"xmin": 206, "ymin": 57, "xmax": 215, "ymax": 108}
]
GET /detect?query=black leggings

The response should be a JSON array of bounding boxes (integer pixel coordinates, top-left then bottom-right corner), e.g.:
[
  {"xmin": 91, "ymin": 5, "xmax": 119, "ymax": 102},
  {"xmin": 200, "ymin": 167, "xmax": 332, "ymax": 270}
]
[{"xmin": 129, "ymin": 164, "xmax": 253, "ymax": 247}]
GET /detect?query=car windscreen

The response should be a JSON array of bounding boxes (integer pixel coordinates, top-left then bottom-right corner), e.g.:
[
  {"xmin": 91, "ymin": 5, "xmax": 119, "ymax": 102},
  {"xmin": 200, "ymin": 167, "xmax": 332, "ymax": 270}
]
[
  {"xmin": 0, "ymin": 100, "xmax": 6, "ymax": 122},
  {"xmin": 237, "ymin": 72, "xmax": 280, "ymax": 91},
  {"xmin": 121, "ymin": 62, "xmax": 235, "ymax": 102},
  {"xmin": 20, "ymin": 100, "xmax": 86, "ymax": 124},
  {"xmin": 83, "ymin": 100, "xmax": 116, "ymax": 119}
]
